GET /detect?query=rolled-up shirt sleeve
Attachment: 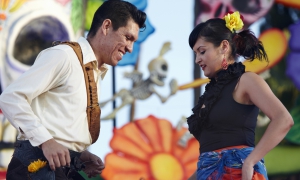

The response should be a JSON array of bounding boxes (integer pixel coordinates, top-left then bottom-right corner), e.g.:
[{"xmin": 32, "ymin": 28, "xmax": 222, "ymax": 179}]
[{"xmin": 0, "ymin": 48, "xmax": 70, "ymax": 146}]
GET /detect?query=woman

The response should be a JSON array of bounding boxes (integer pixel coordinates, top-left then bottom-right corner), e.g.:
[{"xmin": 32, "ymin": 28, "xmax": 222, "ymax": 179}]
[{"xmin": 187, "ymin": 11, "xmax": 294, "ymax": 180}]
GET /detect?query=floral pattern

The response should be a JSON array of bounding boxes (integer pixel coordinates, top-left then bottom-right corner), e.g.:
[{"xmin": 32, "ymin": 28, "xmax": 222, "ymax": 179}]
[
  {"xmin": 102, "ymin": 115, "xmax": 199, "ymax": 180},
  {"xmin": 0, "ymin": 0, "xmax": 29, "ymax": 31}
]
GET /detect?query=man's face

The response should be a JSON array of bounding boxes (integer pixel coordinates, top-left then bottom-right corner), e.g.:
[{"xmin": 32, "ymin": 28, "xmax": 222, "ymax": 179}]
[{"xmin": 100, "ymin": 19, "xmax": 139, "ymax": 67}]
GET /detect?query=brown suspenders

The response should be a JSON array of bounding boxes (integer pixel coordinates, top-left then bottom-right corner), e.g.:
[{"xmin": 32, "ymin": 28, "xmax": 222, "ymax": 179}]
[{"xmin": 52, "ymin": 41, "xmax": 100, "ymax": 144}]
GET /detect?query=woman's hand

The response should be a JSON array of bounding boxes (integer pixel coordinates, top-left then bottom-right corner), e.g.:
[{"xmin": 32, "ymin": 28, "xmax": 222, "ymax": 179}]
[{"xmin": 242, "ymin": 159, "xmax": 254, "ymax": 180}]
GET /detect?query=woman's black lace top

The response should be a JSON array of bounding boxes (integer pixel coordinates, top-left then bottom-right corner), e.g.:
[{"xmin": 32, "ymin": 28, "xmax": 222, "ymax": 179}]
[{"xmin": 187, "ymin": 62, "xmax": 258, "ymax": 152}]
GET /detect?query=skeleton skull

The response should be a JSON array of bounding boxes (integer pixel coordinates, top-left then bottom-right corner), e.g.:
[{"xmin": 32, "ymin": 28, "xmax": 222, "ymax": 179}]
[
  {"xmin": 147, "ymin": 42, "xmax": 171, "ymax": 87},
  {"xmin": 148, "ymin": 57, "xmax": 168, "ymax": 86},
  {"xmin": 196, "ymin": 0, "xmax": 274, "ymax": 27},
  {"xmin": 0, "ymin": 0, "xmax": 74, "ymax": 90}
]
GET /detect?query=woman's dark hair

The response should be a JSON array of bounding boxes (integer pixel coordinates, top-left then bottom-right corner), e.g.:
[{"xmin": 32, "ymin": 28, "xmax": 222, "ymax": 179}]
[
  {"xmin": 87, "ymin": 0, "xmax": 146, "ymax": 37},
  {"xmin": 189, "ymin": 18, "xmax": 268, "ymax": 62}
]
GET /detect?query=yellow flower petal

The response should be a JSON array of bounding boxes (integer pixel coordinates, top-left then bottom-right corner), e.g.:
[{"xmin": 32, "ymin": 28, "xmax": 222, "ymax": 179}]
[
  {"xmin": 223, "ymin": 11, "xmax": 244, "ymax": 32},
  {"xmin": 9, "ymin": 0, "xmax": 29, "ymax": 12},
  {"xmin": 28, "ymin": 159, "xmax": 47, "ymax": 173}
]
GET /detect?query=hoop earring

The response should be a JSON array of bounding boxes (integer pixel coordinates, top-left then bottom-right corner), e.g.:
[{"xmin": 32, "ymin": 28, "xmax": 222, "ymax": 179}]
[{"xmin": 221, "ymin": 56, "xmax": 228, "ymax": 70}]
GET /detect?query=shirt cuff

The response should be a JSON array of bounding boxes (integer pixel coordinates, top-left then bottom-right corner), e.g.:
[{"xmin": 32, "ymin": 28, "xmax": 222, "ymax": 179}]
[{"xmin": 25, "ymin": 126, "xmax": 53, "ymax": 147}]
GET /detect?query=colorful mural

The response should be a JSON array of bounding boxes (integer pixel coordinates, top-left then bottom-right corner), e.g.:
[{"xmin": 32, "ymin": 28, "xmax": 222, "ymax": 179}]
[
  {"xmin": 286, "ymin": 20, "xmax": 300, "ymax": 90},
  {"xmin": 187, "ymin": 1, "xmax": 300, "ymax": 178},
  {"xmin": 0, "ymin": 0, "xmax": 300, "ymax": 179},
  {"xmin": 179, "ymin": 27, "xmax": 288, "ymax": 90},
  {"xmin": 195, "ymin": 0, "xmax": 274, "ymax": 28},
  {"xmin": 100, "ymin": 42, "xmax": 178, "ymax": 120},
  {"xmin": 0, "ymin": 0, "xmax": 74, "ymax": 91},
  {"xmin": 102, "ymin": 115, "xmax": 198, "ymax": 180}
]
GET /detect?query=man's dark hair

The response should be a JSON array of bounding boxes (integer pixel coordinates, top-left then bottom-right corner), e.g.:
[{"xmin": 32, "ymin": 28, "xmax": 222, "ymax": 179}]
[{"xmin": 87, "ymin": 0, "xmax": 146, "ymax": 37}]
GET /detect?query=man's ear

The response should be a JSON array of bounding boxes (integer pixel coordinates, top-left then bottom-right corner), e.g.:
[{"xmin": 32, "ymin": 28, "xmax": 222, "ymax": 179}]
[{"xmin": 101, "ymin": 19, "xmax": 112, "ymax": 35}]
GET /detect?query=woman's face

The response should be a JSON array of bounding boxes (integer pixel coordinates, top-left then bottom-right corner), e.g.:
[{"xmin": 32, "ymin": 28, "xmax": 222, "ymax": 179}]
[{"xmin": 193, "ymin": 37, "xmax": 223, "ymax": 78}]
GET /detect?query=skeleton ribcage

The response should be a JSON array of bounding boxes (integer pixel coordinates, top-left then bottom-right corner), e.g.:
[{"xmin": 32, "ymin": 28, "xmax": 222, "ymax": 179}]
[{"xmin": 130, "ymin": 80, "xmax": 152, "ymax": 100}]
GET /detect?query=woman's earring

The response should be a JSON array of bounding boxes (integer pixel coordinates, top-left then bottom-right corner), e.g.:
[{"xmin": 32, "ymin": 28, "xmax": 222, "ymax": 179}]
[{"xmin": 221, "ymin": 56, "xmax": 228, "ymax": 70}]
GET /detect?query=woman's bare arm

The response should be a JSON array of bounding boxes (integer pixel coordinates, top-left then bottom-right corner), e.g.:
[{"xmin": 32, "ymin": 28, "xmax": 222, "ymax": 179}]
[{"xmin": 237, "ymin": 72, "xmax": 294, "ymax": 179}]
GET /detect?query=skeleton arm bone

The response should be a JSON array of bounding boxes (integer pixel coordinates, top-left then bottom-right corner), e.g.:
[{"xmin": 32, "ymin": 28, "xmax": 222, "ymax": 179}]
[
  {"xmin": 150, "ymin": 79, "xmax": 178, "ymax": 103},
  {"xmin": 148, "ymin": 85, "xmax": 167, "ymax": 103},
  {"xmin": 100, "ymin": 71, "xmax": 142, "ymax": 107},
  {"xmin": 123, "ymin": 70, "xmax": 143, "ymax": 84},
  {"xmin": 100, "ymin": 94, "xmax": 134, "ymax": 120},
  {"xmin": 99, "ymin": 89, "xmax": 129, "ymax": 107},
  {"xmin": 99, "ymin": 93, "xmax": 119, "ymax": 107},
  {"xmin": 169, "ymin": 79, "xmax": 178, "ymax": 95}
]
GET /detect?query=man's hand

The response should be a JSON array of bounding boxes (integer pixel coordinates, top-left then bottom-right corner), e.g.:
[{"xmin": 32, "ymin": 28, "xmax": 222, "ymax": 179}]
[
  {"xmin": 40, "ymin": 138, "xmax": 71, "ymax": 171},
  {"xmin": 80, "ymin": 150, "xmax": 105, "ymax": 178}
]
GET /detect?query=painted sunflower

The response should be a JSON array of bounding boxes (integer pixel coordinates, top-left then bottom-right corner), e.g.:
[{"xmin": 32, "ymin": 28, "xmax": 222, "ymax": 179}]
[
  {"xmin": 102, "ymin": 115, "xmax": 198, "ymax": 180},
  {"xmin": 0, "ymin": 0, "xmax": 29, "ymax": 31}
]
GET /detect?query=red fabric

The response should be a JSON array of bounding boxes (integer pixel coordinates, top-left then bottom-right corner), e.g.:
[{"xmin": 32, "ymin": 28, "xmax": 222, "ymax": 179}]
[
  {"xmin": 206, "ymin": 145, "xmax": 267, "ymax": 180},
  {"xmin": 207, "ymin": 167, "xmax": 267, "ymax": 180},
  {"xmin": 0, "ymin": 170, "xmax": 6, "ymax": 180},
  {"xmin": 214, "ymin": 145, "xmax": 249, "ymax": 153}
]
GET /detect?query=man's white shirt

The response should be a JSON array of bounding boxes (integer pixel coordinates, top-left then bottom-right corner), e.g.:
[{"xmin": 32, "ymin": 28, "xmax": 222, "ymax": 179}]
[{"xmin": 0, "ymin": 37, "xmax": 108, "ymax": 152}]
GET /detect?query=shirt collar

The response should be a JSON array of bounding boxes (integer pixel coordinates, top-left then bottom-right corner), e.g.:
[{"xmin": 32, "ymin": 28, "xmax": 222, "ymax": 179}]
[
  {"xmin": 99, "ymin": 64, "xmax": 108, "ymax": 80},
  {"xmin": 77, "ymin": 37, "xmax": 108, "ymax": 79}
]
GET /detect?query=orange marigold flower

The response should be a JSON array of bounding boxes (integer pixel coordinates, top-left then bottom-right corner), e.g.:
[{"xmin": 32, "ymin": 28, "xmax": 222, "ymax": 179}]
[
  {"xmin": 102, "ymin": 115, "xmax": 199, "ymax": 180},
  {"xmin": 28, "ymin": 159, "xmax": 47, "ymax": 173}
]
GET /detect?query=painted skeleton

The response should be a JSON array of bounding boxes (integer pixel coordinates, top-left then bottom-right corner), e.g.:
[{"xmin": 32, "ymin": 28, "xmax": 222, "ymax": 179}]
[
  {"xmin": 176, "ymin": 116, "xmax": 194, "ymax": 148},
  {"xmin": 100, "ymin": 42, "xmax": 178, "ymax": 120},
  {"xmin": 196, "ymin": 0, "xmax": 274, "ymax": 27}
]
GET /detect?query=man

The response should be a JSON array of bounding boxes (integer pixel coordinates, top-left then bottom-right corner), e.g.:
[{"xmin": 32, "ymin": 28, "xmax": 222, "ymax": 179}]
[{"xmin": 0, "ymin": 0, "xmax": 146, "ymax": 179}]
